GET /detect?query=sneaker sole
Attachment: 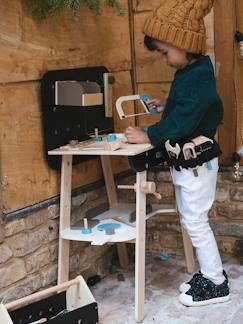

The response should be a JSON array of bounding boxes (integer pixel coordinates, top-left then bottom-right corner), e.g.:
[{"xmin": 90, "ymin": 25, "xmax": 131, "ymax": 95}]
[
  {"xmin": 179, "ymin": 283, "xmax": 190, "ymax": 293},
  {"xmin": 179, "ymin": 294, "xmax": 230, "ymax": 307}
]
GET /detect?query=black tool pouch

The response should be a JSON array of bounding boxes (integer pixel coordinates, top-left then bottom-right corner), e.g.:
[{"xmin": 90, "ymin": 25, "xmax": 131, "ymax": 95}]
[{"xmin": 166, "ymin": 139, "xmax": 222, "ymax": 171}]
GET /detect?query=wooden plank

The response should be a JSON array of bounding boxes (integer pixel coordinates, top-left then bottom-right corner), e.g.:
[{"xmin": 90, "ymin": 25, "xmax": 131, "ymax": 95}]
[
  {"xmin": 214, "ymin": 0, "xmax": 236, "ymax": 164},
  {"xmin": 135, "ymin": 170, "xmax": 147, "ymax": 322},
  {"xmin": 181, "ymin": 227, "xmax": 196, "ymax": 274},
  {"xmin": 0, "ymin": 0, "xmax": 131, "ymax": 83},
  {"xmin": 235, "ymin": 0, "xmax": 243, "ymax": 150},
  {"xmin": 58, "ymin": 156, "xmax": 72, "ymax": 284},
  {"xmin": 0, "ymin": 71, "xmax": 133, "ymax": 213},
  {"xmin": 205, "ymin": 10, "xmax": 215, "ymax": 63},
  {"xmin": 134, "ymin": 12, "xmax": 175, "ymax": 83},
  {"xmin": 100, "ymin": 155, "xmax": 129, "ymax": 268},
  {"xmin": 100, "ymin": 156, "xmax": 118, "ymax": 207}
]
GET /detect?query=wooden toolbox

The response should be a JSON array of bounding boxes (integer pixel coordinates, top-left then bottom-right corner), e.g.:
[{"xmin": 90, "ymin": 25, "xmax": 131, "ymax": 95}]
[{"xmin": 0, "ymin": 276, "xmax": 98, "ymax": 324}]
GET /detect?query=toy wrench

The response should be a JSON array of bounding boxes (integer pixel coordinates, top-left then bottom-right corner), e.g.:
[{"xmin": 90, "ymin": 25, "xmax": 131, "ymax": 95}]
[{"xmin": 165, "ymin": 140, "xmax": 181, "ymax": 159}]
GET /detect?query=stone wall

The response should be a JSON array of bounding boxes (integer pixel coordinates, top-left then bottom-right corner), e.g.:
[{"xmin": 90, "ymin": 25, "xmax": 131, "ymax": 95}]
[
  {"xmin": 145, "ymin": 167, "xmax": 243, "ymax": 262},
  {"xmin": 1, "ymin": 167, "xmax": 243, "ymax": 303},
  {"xmin": 0, "ymin": 185, "xmax": 114, "ymax": 303}
]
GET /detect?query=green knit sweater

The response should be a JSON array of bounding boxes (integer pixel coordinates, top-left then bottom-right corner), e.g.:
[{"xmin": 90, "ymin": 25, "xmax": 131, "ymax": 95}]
[{"xmin": 147, "ymin": 55, "xmax": 224, "ymax": 146}]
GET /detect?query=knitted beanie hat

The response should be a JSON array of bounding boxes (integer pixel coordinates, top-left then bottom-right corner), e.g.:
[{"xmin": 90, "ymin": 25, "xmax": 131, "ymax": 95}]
[{"xmin": 143, "ymin": 0, "xmax": 214, "ymax": 54}]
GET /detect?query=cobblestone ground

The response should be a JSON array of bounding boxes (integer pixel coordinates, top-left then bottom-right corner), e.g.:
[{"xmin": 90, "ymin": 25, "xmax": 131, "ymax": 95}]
[{"xmin": 91, "ymin": 254, "xmax": 243, "ymax": 324}]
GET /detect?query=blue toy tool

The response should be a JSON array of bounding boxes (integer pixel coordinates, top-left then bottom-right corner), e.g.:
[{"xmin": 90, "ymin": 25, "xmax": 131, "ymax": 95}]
[
  {"xmin": 107, "ymin": 133, "xmax": 117, "ymax": 142},
  {"xmin": 97, "ymin": 222, "xmax": 121, "ymax": 232},
  {"xmin": 81, "ymin": 218, "xmax": 92, "ymax": 234},
  {"xmin": 160, "ymin": 251, "xmax": 169, "ymax": 261},
  {"xmin": 140, "ymin": 93, "xmax": 160, "ymax": 115}
]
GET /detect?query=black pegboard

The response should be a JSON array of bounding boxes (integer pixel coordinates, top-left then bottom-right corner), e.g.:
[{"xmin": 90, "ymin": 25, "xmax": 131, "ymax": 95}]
[{"xmin": 41, "ymin": 66, "xmax": 114, "ymax": 170}]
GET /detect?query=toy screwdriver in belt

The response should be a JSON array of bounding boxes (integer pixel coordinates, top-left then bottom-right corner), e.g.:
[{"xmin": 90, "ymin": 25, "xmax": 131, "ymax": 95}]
[{"xmin": 165, "ymin": 136, "xmax": 214, "ymax": 176}]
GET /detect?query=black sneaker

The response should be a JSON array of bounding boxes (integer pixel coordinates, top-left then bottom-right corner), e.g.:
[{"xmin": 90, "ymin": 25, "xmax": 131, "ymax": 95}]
[
  {"xmin": 179, "ymin": 270, "xmax": 228, "ymax": 293},
  {"xmin": 179, "ymin": 275, "xmax": 230, "ymax": 306}
]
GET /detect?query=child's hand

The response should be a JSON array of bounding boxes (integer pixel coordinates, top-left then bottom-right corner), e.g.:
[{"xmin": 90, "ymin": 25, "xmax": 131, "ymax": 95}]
[
  {"xmin": 146, "ymin": 98, "xmax": 165, "ymax": 112},
  {"xmin": 125, "ymin": 127, "xmax": 151, "ymax": 144}
]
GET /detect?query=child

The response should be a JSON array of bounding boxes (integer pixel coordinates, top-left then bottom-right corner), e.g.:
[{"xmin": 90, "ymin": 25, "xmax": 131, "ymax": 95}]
[{"xmin": 125, "ymin": 0, "xmax": 230, "ymax": 306}]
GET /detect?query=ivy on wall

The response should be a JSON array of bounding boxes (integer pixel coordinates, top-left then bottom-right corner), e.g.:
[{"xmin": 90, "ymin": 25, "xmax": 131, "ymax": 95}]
[{"xmin": 25, "ymin": 0, "xmax": 124, "ymax": 21}]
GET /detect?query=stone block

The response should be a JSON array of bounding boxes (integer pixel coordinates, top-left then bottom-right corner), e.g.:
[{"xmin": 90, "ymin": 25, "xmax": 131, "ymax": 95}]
[
  {"xmin": 86, "ymin": 187, "xmax": 106, "ymax": 201},
  {"xmin": 0, "ymin": 226, "xmax": 4, "ymax": 243},
  {"xmin": 0, "ymin": 274, "xmax": 41, "ymax": 304},
  {"xmin": 234, "ymin": 239, "xmax": 243, "ymax": 260},
  {"xmin": 157, "ymin": 231, "xmax": 180, "ymax": 249},
  {"xmin": 47, "ymin": 204, "xmax": 60, "ymax": 219},
  {"xmin": 147, "ymin": 171, "xmax": 155, "ymax": 181},
  {"xmin": 211, "ymin": 221, "xmax": 243, "ymax": 237},
  {"xmin": 156, "ymin": 171, "xmax": 172, "ymax": 182},
  {"xmin": 25, "ymin": 246, "xmax": 50, "ymax": 273},
  {"xmin": 4, "ymin": 219, "xmax": 25, "ymax": 237},
  {"xmin": 47, "ymin": 219, "xmax": 59, "ymax": 242},
  {"xmin": 24, "ymin": 209, "xmax": 48, "ymax": 229},
  {"xmin": 0, "ymin": 243, "xmax": 13, "ymax": 264},
  {"xmin": 215, "ymin": 184, "xmax": 230, "ymax": 202},
  {"xmin": 69, "ymin": 254, "xmax": 80, "ymax": 272},
  {"xmin": 0, "ymin": 259, "xmax": 26, "ymax": 289},
  {"xmin": 41, "ymin": 264, "xmax": 58, "ymax": 287},
  {"xmin": 217, "ymin": 171, "xmax": 235, "ymax": 184},
  {"xmin": 216, "ymin": 236, "xmax": 237, "ymax": 254},
  {"xmin": 147, "ymin": 215, "xmax": 180, "ymax": 233},
  {"xmin": 216, "ymin": 203, "xmax": 243, "ymax": 220},
  {"xmin": 230, "ymin": 188, "xmax": 243, "ymax": 202},
  {"xmin": 7, "ymin": 227, "xmax": 49, "ymax": 257},
  {"xmin": 153, "ymin": 182, "xmax": 175, "ymax": 204},
  {"xmin": 72, "ymin": 193, "xmax": 87, "ymax": 207},
  {"xmin": 49, "ymin": 242, "xmax": 58, "ymax": 261}
]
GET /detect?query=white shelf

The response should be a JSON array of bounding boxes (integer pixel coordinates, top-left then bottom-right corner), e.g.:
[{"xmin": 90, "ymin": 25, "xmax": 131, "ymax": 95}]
[
  {"xmin": 61, "ymin": 218, "xmax": 136, "ymax": 245},
  {"xmin": 60, "ymin": 203, "xmax": 177, "ymax": 246},
  {"xmin": 94, "ymin": 202, "xmax": 177, "ymax": 224}
]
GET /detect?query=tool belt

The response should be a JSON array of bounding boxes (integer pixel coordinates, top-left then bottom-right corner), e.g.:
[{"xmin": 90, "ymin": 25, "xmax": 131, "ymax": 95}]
[{"xmin": 164, "ymin": 136, "xmax": 222, "ymax": 171}]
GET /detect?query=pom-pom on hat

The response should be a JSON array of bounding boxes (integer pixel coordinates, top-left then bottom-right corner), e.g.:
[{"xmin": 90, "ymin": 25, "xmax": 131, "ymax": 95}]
[{"xmin": 143, "ymin": 0, "xmax": 214, "ymax": 54}]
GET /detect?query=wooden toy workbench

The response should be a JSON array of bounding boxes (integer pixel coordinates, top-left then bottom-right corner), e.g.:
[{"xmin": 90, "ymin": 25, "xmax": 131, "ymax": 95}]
[{"xmin": 48, "ymin": 140, "xmax": 181, "ymax": 323}]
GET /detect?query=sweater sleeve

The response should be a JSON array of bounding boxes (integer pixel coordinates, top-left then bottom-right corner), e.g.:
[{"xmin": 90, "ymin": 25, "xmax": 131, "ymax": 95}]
[{"xmin": 147, "ymin": 72, "xmax": 216, "ymax": 146}]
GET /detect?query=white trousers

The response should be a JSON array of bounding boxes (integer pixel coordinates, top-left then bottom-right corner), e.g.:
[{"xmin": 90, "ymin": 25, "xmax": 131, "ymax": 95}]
[{"xmin": 171, "ymin": 158, "xmax": 225, "ymax": 285}]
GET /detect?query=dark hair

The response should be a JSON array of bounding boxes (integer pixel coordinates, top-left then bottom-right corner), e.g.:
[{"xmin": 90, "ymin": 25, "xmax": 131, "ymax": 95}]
[
  {"xmin": 186, "ymin": 53, "xmax": 203, "ymax": 62},
  {"xmin": 144, "ymin": 35, "xmax": 159, "ymax": 51},
  {"xmin": 144, "ymin": 35, "xmax": 203, "ymax": 61}
]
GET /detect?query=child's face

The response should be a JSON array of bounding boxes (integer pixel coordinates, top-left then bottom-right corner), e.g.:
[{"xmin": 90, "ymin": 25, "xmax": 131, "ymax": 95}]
[{"xmin": 154, "ymin": 41, "xmax": 190, "ymax": 70}]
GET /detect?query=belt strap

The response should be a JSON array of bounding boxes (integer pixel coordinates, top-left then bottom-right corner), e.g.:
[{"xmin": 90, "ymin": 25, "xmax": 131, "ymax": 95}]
[{"xmin": 165, "ymin": 137, "xmax": 221, "ymax": 171}]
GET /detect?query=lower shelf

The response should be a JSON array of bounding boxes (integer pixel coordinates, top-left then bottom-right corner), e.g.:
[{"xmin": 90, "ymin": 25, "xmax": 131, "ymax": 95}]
[
  {"xmin": 60, "ymin": 203, "xmax": 177, "ymax": 246},
  {"xmin": 93, "ymin": 202, "xmax": 177, "ymax": 225},
  {"xmin": 61, "ymin": 218, "xmax": 136, "ymax": 246}
]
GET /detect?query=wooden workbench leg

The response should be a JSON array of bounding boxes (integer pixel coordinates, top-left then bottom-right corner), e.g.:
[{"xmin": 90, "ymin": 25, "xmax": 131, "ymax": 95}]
[
  {"xmin": 58, "ymin": 155, "xmax": 73, "ymax": 284},
  {"xmin": 181, "ymin": 226, "xmax": 196, "ymax": 274},
  {"xmin": 135, "ymin": 170, "xmax": 147, "ymax": 323},
  {"xmin": 100, "ymin": 156, "xmax": 129, "ymax": 268}
]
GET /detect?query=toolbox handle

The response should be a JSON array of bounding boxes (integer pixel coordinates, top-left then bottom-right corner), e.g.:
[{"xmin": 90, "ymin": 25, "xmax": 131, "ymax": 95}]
[{"xmin": 5, "ymin": 276, "xmax": 82, "ymax": 311}]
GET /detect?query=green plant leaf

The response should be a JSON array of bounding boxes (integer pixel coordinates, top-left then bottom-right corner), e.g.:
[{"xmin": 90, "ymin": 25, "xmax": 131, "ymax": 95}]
[{"xmin": 25, "ymin": 0, "xmax": 124, "ymax": 22}]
